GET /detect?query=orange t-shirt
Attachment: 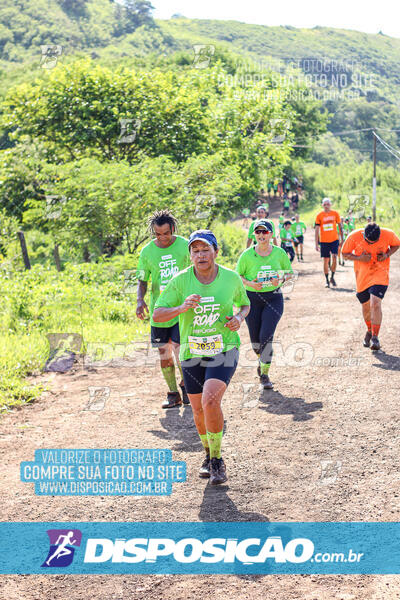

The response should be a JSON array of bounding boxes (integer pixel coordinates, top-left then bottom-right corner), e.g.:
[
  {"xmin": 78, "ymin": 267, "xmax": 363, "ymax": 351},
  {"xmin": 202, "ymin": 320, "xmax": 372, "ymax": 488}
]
[
  {"xmin": 341, "ymin": 227, "xmax": 400, "ymax": 292},
  {"xmin": 315, "ymin": 210, "xmax": 341, "ymax": 243}
]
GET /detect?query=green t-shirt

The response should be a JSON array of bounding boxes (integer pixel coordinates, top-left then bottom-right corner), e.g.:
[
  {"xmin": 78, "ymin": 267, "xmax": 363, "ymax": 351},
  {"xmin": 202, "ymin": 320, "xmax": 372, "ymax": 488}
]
[
  {"xmin": 242, "ymin": 208, "xmax": 250, "ymax": 217},
  {"xmin": 154, "ymin": 265, "xmax": 250, "ymax": 361},
  {"xmin": 137, "ymin": 235, "xmax": 190, "ymax": 327},
  {"xmin": 248, "ymin": 219, "xmax": 276, "ymax": 242},
  {"xmin": 290, "ymin": 221, "xmax": 306, "ymax": 238},
  {"xmin": 283, "ymin": 199, "xmax": 290, "ymax": 208},
  {"xmin": 236, "ymin": 245, "xmax": 293, "ymax": 293},
  {"xmin": 278, "ymin": 216, "xmax": 285, "ymax": 230},
  {"xmin": 280, "ymin": 228, "xmax": 294, "ymax": 247},
  {"xmin": 348, "ymin": 218, "xmax": 356, "ymax": 231}
]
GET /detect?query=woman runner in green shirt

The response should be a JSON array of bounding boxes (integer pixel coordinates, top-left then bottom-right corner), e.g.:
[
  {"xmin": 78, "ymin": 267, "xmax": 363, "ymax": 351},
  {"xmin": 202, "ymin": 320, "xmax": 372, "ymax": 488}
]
[
  {"xmin": 236, "ymin": 219, "xmax": 294, "ymax": 389},
  {"xmin": 153, "ymin": 230, "xmax": 250, "ymax": 485}
]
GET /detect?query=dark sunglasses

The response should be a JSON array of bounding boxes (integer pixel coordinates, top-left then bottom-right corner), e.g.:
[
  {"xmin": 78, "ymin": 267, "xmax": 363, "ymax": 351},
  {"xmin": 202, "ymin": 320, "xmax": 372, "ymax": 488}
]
[{"xmin": 254, "ymin": 229, "xmax": 271, "ymax": 234}]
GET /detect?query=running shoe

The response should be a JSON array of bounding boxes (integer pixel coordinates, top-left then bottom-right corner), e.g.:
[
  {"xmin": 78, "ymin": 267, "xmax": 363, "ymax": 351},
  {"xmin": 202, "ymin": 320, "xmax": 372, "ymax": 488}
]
[
  {"xmin": 209, "ymin": 457, "xmax": 227, "ymax": 485},
  {"xmin": 199, "ymin": 453, "xmax": 211, "ymax": 478},
  {"xmin": 330, "ymin": 275, "xmax": 337, "ymax": 287},
  {"xmin": 162, "ymin": 391, "xmax": 182, "ymax": 409},
  {"xmin": 179, "ymin": 383, "xmax": 190, "ymax": 405},
  {"xmin": 363, "ymin": 331, "xmax": 372, "ymax": 347},
  {"xmin": 370, "ymin": 336, "xmax": 381, "ymax": 351},
  {"xmin": 260, "ymin": 374, "xmax": 273, "ymax": 389}
]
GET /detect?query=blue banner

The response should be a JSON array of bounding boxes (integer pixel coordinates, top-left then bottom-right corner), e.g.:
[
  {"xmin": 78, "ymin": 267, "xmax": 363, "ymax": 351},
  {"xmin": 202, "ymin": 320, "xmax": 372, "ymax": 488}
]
[{"xmin": 1, "ymin": 522, "xmax": 399, "ymax": 574}]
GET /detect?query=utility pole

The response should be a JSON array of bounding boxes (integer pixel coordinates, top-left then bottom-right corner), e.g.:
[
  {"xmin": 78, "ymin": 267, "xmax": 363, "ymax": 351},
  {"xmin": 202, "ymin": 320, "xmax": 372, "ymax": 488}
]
[{"xmin": 372, "ymin": 131, "xmax": 377, "ymax": 222}]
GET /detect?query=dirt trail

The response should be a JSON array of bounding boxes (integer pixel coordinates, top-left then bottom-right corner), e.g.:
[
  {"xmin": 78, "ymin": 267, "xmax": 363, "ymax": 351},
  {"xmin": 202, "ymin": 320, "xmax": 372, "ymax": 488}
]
[{"xmin": 1, "ymin": 199, "xmax": 400, "ymax": 599}]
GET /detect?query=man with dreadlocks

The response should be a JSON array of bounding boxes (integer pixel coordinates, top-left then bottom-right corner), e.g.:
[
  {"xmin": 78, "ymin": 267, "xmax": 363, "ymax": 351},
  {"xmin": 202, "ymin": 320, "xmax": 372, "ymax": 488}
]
[{"xmin": 136, "ymin": 210, "xmax": 191, "ymax": 408}]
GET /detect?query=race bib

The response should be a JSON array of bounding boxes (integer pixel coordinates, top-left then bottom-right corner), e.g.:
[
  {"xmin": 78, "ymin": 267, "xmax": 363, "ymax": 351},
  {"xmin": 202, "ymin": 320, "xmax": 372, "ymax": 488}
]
[
  {"xmin": 296, "ymin": 226, "xmax": 302, "ymax": 235},
  {"xmin": 323, "ymin": 223, "xmax": 333, "ymax": 231},
  {"xmin": 257, "ymin": 269, "xmax": 278, "ymax": 288},
  {"xmin": 188, "ymin": 335, "xmax": 224, "ymax": 356}
]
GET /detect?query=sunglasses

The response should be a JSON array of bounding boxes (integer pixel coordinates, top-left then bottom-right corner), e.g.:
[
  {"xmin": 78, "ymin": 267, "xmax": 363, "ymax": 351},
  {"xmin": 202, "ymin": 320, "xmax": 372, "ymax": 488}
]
[{"xmin": 254, "ymin": 229, "xmax": 271, "ymax": 234}]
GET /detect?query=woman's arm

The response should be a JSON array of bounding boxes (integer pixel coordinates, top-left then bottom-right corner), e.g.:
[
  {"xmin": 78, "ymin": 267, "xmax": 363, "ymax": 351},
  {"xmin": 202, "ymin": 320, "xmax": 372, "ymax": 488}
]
[
  {"xmin": 239, "ymin": 275, "xmax": 262, "ymax": 291},
  {"xmin": 153, "ymin": 294, "xmax": 202, "ymax": 322}
]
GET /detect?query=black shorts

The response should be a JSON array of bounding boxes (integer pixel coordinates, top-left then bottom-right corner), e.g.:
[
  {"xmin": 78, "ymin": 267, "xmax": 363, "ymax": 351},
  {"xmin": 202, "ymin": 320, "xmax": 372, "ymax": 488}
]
[
  {"xmin": 356, "ymin": 285, "xmax": 388, "ymax": 304},
  {"xmin": 294, "ymin": 235, "xmax": 304, "ymax": 246},
  {"xmin": 320, "ymin": 240, "xmax": 339, "ymax": 258},
  {"xmin": 150, "ymin": 323, "xmax": 180, "ymax": 348},
  {"xmin": 181, "ymin": 348, "xmax": 239, "ymax": 394}
]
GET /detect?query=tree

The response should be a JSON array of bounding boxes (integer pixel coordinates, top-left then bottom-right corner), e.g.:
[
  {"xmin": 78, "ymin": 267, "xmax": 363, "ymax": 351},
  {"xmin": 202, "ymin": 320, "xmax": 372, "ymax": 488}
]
[{"xmin": 114, "ymin": 0, "xmax": 155, "ymax": 35}]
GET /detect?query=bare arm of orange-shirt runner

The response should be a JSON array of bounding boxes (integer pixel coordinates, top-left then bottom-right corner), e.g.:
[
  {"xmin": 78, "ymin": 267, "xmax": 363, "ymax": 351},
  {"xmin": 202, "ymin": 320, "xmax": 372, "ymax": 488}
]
[
  {"xmin": 377, "ymin": 245, "xmax": 400, "ymax": 261},
  {"xmin": 315, "ymin": 225, "xmax": 320, "ymax": 251},
  {"xmin": 342, "ymin": 250, "xmax": 372, "ymax": 262}
]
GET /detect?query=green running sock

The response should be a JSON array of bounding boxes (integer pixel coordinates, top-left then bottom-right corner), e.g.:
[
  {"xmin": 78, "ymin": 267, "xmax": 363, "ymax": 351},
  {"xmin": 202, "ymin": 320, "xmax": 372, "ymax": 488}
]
[
  {"xmin": 161, "ymin": 366, "xmax": 178, "ymax": 392},
  {"xmin": 176, "ymin": 361, "xmax": 184, "ymax": 380},
  {"xmin": 259, "ymin": 361, "xmax": 271, "ymax": 375},
  {"xmin": 199, "ymin": 433, "xmax": 209, "ymax": 451},
  {"xmin": 207, "ymin": 430, "xmax": 223, "ymax": 459}
]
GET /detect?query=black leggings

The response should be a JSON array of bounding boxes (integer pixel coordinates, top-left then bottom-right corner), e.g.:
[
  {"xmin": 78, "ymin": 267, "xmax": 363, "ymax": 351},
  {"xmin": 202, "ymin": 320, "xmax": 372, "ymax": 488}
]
[{"xmin": 245, "ymin": 290, "xmax": 284, "ymax": 364}]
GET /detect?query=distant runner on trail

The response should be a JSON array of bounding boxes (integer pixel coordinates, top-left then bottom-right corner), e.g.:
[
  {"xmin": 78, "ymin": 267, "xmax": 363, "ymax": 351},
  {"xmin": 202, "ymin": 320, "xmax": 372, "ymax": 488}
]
[
  {"xmin": 236, "ymin": 219, "xmax": 294, "ymax": 390},
  {"xmin": 280, "ymin": 220, "xmax": 295, "ymax": 262},
  {"xmin": 242, "ymin": 207, "xmax": 250, "ymax": 228},
  {"xmin": 342, "ymin": 223, "xmax": 400, "ymax": 351},
  {"xmin": 247, "ymin": 206, "xmax": 277, "ymax": 247},
  {"xmin": 290, "ymin": 214, "xmax": 306, "ymax": 261},
  {"xmin": 315, "ymin": 198, "xmax": 343, "ymax": 288},
  {"xmin": 136, "ymin": 210, "xmax": 191, "ymax": 409},
  {"xmin": 283, "ymin": 196, "xmax": 290, "ymax": 215},
  {"xmin": 153, "ymin": 230, "xmax": 250, "ymax": 485}
]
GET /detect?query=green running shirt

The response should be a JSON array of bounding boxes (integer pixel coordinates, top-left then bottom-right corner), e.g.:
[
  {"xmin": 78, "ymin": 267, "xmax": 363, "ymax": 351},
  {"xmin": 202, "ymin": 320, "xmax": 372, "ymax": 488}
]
[
  {"xmin": 290, "ymin": 221, "xmax": 306, "ymax": 238},
  {"xmin": 154, "ymin": 265, "xmax": 250, "ymax": 361},
  {"xmin": 137, "ymin": 235, "xmax": 190, "ymax": 327},
  {"xmin": 236, "ymin": 245, "xmax": 293, "ymax": 292}
]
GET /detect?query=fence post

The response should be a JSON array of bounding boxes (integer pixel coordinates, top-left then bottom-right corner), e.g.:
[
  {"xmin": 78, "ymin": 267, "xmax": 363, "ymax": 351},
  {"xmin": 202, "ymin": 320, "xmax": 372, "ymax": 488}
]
[
  {"xmin": 17, "ymin": 231, "xmax": 31, "ymax": 270},
  {"xmin": 53, "ymin": 243, "xmax": 62, "ymax": 272}
]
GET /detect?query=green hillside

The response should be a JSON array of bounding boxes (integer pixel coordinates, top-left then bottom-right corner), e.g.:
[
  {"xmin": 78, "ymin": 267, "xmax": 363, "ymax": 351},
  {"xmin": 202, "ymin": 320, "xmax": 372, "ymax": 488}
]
[{"xmin": 2, "ymin": 6, "xmax": 400, "ymax": 163}]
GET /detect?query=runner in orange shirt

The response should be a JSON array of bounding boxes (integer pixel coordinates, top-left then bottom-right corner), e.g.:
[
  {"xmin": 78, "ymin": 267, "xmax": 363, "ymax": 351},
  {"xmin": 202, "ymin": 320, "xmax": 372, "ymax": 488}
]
[
  {"xmin": 342, "ymin": 223, "xmax": 400, "ymax": 351},
  {"xmin": 315, "ymin": 198, "xmax": 343, "ymax": 288}
]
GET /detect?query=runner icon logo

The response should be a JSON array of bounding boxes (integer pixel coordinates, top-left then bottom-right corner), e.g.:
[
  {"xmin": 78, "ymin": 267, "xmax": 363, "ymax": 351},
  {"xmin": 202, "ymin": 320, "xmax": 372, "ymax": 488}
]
[
  {"xmin": 241, "ymin": 383, "xmax": 260, "ymax": 408},
  {"xmin": 319, "ymin": 460, "xmax": 342, "ymax": 485},
  {"xmin": 83, "ymin": 387, "xmax": 110, "ymax": 411},
  {"xmin": 42, "ymin": 529, "xmax": 82, "ymax": 568},
  {"xmin": 192, "ymin": 45, "xmax": 215, "ymax": 69}
]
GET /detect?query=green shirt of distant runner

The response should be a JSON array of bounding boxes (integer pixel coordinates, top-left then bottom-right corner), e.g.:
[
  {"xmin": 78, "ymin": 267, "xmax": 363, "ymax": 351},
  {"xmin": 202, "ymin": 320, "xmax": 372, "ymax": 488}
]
[{"xmin": 290, "ymin": 218, "xmax": 306, "ymax": 260}]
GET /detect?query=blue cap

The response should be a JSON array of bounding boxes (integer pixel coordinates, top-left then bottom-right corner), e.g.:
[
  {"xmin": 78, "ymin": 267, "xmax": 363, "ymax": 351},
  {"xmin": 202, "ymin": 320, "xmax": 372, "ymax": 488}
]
[{"xmin": 188, "ymin": 229, "xmax": 218, "ymax": 249}]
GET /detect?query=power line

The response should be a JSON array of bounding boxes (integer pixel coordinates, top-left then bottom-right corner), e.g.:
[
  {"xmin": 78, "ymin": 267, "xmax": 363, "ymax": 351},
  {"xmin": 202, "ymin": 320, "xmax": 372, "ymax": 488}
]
[{"xmin": 374, "ymin": 131, "xmax": 400, "ymax": 162}]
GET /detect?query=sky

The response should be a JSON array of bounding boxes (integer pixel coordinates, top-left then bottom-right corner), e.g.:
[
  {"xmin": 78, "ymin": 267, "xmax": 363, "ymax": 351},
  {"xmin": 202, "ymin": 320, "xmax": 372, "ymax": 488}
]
[{"xmin": 151, "ymin": 0, "xmax": 400, "ymax": 39}]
